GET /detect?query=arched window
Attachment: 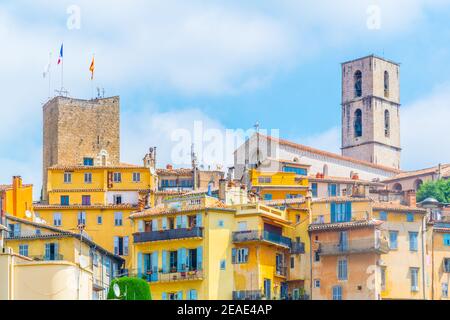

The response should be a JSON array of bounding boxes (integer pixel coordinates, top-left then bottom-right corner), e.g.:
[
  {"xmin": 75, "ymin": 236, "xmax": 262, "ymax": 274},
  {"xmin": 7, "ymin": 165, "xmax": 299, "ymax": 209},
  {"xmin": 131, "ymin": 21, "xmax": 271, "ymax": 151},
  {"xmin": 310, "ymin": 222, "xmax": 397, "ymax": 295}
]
[
  {"xmin": 354, "ymin": 109, "xmax": 362, "ymax": 137},
  {"xmin": 384, "ymin": 71, "xmax": 389, "ymax": 97},
  {"xmin": 414, "ymin": 179, "xmax": 423, "ymax": 191},
  {"xmin": 384, "ymin": 110, "xmax": 390, "ymax": 137},
  {"xmin": 393, "ymin": 183, "xmax": 402, "ymax": 192},
  {"xmin": 354, "ymin": 70, "xmax": 362, "ymax": 97}
]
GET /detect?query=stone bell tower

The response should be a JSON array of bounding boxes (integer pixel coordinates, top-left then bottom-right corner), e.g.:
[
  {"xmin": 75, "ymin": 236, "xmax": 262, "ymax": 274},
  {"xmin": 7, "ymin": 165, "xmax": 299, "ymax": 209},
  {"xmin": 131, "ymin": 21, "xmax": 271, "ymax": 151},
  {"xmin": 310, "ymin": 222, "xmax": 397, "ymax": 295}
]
[{"xmin": 341, "ymin": 55, "xmax": 401, "ymax": 170}]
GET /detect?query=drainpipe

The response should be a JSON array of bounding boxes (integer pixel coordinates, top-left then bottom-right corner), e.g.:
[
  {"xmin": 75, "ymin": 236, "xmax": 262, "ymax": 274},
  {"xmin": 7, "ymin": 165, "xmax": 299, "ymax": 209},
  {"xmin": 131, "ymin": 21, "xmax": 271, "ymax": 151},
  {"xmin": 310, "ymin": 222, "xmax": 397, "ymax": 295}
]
[
  {"xmin": 421, "ymin": 214, "xmax": 426, "ymax": 300},
  {"xmin": 431, "ymin": 227, "xmax": 435, "ymax": 300}
]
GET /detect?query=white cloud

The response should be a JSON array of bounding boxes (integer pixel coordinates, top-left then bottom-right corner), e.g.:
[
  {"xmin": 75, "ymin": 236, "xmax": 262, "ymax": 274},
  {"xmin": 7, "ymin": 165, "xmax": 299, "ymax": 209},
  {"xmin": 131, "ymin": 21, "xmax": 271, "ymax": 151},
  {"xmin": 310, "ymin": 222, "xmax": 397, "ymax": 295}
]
[
  {"xmin": 300, "ymin": 127, "xmax": 341, "ymax": 154},
  {"xmin": 401, "ymin": 83, "xmax": 450, "ymax": 170}
]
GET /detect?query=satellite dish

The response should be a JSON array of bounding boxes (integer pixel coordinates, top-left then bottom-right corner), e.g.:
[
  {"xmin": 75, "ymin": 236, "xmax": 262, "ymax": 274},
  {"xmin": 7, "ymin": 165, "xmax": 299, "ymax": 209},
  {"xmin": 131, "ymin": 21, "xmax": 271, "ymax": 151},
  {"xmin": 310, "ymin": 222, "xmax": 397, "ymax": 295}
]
[
  {"xmin": 25, "ymin": 210, "xmax": 32, "ymax": 218},
  {"xmin": 113, "ymin": 283, "xmax": 121, "ymax": 298}
]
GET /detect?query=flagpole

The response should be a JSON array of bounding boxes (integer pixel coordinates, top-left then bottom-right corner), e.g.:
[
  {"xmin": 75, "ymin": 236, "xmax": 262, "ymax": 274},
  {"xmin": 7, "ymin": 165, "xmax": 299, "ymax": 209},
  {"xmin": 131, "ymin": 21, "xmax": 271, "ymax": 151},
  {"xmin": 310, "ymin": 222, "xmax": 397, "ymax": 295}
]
[{"xmin": 91, "ymin": 53, "xmax": 95, "ymax": 99}]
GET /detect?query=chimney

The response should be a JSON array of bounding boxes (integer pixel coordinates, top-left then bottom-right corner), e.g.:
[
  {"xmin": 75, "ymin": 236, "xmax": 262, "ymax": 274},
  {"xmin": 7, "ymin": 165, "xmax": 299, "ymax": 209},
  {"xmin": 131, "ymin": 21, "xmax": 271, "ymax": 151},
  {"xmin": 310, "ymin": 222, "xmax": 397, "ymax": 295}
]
[
  {"xmin": 12, "ymin": 176, "xmax": 22, "ymax": 217},
  {"xmin": 166, "ymin": 164, "xmax": 173, "ymax": 170},
  {"xmin": 405, "ymin": 190, "xmax": 417, "ymax": 207},
  {"xmin": 219, "ymin": 179, "xmax": 227, "ymax": 202}
]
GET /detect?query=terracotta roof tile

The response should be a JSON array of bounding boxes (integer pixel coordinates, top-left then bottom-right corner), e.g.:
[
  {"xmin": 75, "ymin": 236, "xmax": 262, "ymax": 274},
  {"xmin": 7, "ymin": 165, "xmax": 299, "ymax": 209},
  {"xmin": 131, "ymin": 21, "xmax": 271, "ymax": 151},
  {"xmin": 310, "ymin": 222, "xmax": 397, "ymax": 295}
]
[
  {"xmin": 382, "ymin": 164, "xmax": 450, "ymax": 182},
  {"xmin": 48, "ymin": 163, "xmax": 147, "ymax": 170},
  {"xmin": 312, "ymin": 196, "xmax": 372, "ymax": 204},
  {"xmin": 309, "ymin": 176, "xmax": 384, "ymax": 186},
  {"xmin": 308, "ymin": 219, "xmax": 384, "ymax": 232},
  {"xmin": 33, "ymin": 203, "xmax": 138, "ymax": 210},
  {"xmin": 372, "ymin": 202, "xmax": 427, "ymax": 213}
]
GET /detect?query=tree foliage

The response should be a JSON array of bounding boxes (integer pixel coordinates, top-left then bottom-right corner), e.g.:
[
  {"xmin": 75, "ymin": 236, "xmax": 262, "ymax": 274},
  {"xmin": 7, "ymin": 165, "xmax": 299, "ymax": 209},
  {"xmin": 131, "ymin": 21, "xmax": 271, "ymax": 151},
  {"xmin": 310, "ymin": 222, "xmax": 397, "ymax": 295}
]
[
  {"xmin": 417, "ymin": 179, "xmax": 450, "ymax": 203},
  {"xmin": 107, "ymin": 277, "xmax": 152, "ymax": 300}
]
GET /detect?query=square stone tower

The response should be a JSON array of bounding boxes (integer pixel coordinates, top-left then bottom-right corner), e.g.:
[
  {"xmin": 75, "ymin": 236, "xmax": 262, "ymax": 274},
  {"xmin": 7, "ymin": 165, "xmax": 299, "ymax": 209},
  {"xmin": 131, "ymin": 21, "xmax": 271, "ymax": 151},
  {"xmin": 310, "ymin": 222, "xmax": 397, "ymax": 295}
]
[
  {"xmin": 341, "ymin": 55, "xmax": 401, "ymax": 170},
  {"xmin": 42, "ymin": 96, "xmax": 120, "ymax": 200}
]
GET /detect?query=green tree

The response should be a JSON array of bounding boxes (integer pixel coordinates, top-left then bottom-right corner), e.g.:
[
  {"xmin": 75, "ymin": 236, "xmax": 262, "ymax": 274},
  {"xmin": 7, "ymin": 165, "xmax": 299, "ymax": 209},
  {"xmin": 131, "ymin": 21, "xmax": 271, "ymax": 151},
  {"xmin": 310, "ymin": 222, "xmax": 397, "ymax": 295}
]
[
  {"xmin": 417, "ymin": 179, "xmax": 450, "ymax": 203},
  {"xmin": 107, "ymin": 277, "xmax": 152, "ymax": 300}
]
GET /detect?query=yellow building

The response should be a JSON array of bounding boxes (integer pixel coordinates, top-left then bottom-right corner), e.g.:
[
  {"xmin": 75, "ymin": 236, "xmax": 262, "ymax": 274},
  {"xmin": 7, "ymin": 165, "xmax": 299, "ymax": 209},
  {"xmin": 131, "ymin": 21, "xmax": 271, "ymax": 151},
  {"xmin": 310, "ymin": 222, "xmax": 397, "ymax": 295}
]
[
  {"xmin": 34, "ymin": 163, "xmax": 155, "ymax": 271},
  {"xmin": 130, "ymin": 192, "xmax": 300, "ymax": 300},
  {"xmin": 0, "ymin": 176, "xmax": 33, "ymax": 219},
  {"xmin": 428, "ymin": 221, "xmax": 450, "ymax": 300},
  {"xmin": 249, "ymin": 158, "xmax": 309, "ymax": 201},
  {"xmin": 1, "ymin": 215, "xmax": 123, "ymax": 300},
  {"xmin": 372, "ymin": 202, "xmax": 428, "ymax": 300}
]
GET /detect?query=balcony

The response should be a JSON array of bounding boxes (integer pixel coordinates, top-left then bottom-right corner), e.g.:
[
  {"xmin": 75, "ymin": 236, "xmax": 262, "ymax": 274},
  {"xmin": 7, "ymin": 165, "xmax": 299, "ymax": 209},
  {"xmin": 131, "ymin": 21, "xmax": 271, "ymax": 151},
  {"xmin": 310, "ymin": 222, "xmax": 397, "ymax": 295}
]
[
  {"xmin": 275, "ymin": 266, "xmax": 288, "ymax": 277},
  {"xmin": 290, "ymin": 242, "xmax": 306, "ymax": 254},
  {"xmin": 232, "ymin": 230, "xmax": 291, "ymax": 249},
  {"xmin": 133, "ymin": 269, "xmax": 204, "ymax": 283},
  {"xmin": 319, "ymin": 238, "xmax": 389, "ymax": 256},
  {"xmin": 133, "ymin": 227, "xmax": 203, "ymax": 243},
  {"xmin": 232, "ymin": 290, "xmax": 263, "ymax": 300}
]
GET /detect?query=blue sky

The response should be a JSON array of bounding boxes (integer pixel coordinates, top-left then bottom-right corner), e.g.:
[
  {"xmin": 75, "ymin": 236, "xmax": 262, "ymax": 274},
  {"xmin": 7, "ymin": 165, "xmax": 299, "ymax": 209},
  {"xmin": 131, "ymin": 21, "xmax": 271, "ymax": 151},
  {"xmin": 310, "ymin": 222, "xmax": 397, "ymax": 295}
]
[{"xmin": 1, "ymin": 0, "xmax": 450, "ymax": 198}]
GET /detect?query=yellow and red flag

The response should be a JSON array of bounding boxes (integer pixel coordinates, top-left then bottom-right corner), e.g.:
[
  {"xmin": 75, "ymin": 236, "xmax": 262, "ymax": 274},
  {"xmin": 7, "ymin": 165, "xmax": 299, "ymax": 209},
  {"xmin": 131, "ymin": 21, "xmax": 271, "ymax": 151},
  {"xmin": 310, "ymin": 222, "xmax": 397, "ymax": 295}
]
[{"xmin": 89, "ymin": 56, "xmax": 95, "ymax": 80}]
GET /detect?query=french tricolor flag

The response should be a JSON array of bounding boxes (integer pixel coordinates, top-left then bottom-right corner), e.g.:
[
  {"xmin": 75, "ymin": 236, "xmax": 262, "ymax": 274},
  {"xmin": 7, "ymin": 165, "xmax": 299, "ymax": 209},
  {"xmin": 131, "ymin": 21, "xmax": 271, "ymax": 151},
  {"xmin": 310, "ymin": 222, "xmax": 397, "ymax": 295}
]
[{"xmin": 57, "ymin": 43, "xmax": 63, "ymax": 65}]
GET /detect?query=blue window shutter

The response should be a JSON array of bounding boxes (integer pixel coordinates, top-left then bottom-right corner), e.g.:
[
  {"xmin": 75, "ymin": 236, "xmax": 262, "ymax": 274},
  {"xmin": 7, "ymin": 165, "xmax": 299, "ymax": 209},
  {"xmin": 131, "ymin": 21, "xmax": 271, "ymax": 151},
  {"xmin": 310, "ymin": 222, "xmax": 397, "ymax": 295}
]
[
  {"xmin": 152, "ymin": 219, "xmax": 158, "ymax": 231},
  {"xmin": 231, "ymin": 248, "xmax": 236, "ymax": 264},
  {"xmin": 176, "ymin": 216, "xmax": 182, "ymax": 229},
  {"xmin": 124, "ymin": 236, "xmax": 129, "ymax": 256},
  {"xmin": 161, "ymin": 292, "xmax": 167, "ymax": 300},
  {"xmin": 54, "ymin": 243, "xmax": 59, "ymax": 259},
  {"xmin": 345, "ymin": 202, "xmax": 352, "ymax": 222},
  {"xmin": 196, "ymin": 213, "xmax": 202, "ymax": 227},
  {"xmin": 138, "ymin": 220, "xmax": 144, "ymax": 232},
  {"xmin": 44, "ymin": 243, "xmax": 50, "ymax": 260},
  {"xmin": 189, "ymin": 289, "xmax": 197, "ymax": 300},
  {"xmin": 444, "ymin": 234, "xmax": 450, "ymax": 246},
  {"xmin": 162, "ymin": 250, "xmax": 168, "ymax": 273},
  {"xmin": 197, "ymin": 246, "xmax": 203, "ymax": 271},
  {"xmin": 151, "ymin": 251, "xmax": 159, "ymax": 281},
  {"xmin": 144, "ymin": 254, "xmax": 149, "ymax": 273},
  {"xmin": 113, "ymin": 236, "xmax": 119, "ymax": 255},
  {"xmin": 177, "ymin": 249, "xmax": 183, "ymax": 272},
  {"xmin": 137, "ymin": 252, "xmax": 143, "ymax": 278},
  {"xmin": 330, "ymin": 203, "xmax": 336, "ymax": 223},
  {"xmin": 181, "ymin": 215, "xmax": 188, "ymax": 228},
  {"xmin": 161, "ymin": 217, "xmax": 167, "ymax": 230},
  {"xmin": 181, "ymin": 248, "xmax": 187, "ymax": 270},
  {"xmin": 177, "ymin": 291, "xmax": 183, "ymax": 300}
]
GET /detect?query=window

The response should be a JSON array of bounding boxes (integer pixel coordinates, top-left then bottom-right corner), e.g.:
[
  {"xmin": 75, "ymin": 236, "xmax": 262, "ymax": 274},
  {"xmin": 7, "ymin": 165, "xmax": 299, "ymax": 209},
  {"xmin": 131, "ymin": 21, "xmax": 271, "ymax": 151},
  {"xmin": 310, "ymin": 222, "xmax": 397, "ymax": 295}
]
[
  {"xmin": 237, "ymin": 221, "xmax": 247, "ymax": 231},
  {"xmin": 442, "ymin": 283, "xmax": 448, "ymax": 298},
  {"xmin": 354, "ymin": 70, "xmax": 362, "ymax": 97},
  {"xmin": 78, "ymin": 212, "xmax": 86, "ymax": 225},
  {"xmin": 290, "ymin": 256, "xmax": 295, "ymax": 269},
  {"xmin": 84, "ymin": 173, "xmax": 92, "ymax": 184},
  {"xmin": 384, "ymin": 71, "xmax": 390, "ymax": 97},
  {"xmin": 114, "ymin": 212, "xmax": 123, "ymax": 226},
  {"xmin": 296, "ymin": 215, "xmax": 301, "ymax": 223},
  {"xmin": 258, "ymin": 176, "xmax": 272, "ymax": 184},
  {"xmin": 314, "ymin": 250, "xmax": 320, "ymax": 262},
  {"xmin": 44, "ymin": 243, "xmax": 59, "ymax": 261},
  {"xmin": 218, "ymin": 220, "xmax": 224, "ymax": 228},
  {"xmin": 379, "ymin": 211, "xmax": 388, "ymax": 221},
  {"xmin": 187, "ymin": 289, "xmax": 198, "ymax": 300},
  {"xmin": 9, "ymin": 224, "xmax": 21, "ymax": 237},
  {"xmin": 19, "ymin": 244, "xmax": 28, "ymax": 257},
  {"xmin": 389, "ymin": 231, "xmax": 398, "ymax": 250},
  {"xmin": 113, "ymin": 172, "xmax": 122, "ymax": 183},
  {"xmin": 328, "ymin": 184, "xmax": 339, "ymax": 197},
  {"xmin": 113, "ymin": 195, "xmax": 122, "ymax": 205},
  {"xmin": 63, "ymin": 172, "xmax": 72, "ymax": 183},
  {"xmin": 83, "ymin": 157, "xmax": 94, "ymax": 166},
  {"xmin": 338, "ymin": 258, "xmax": 348, "ymax": 280},
  {"xmin": 393, "ymin": 183, "xmax": 403, "ymax": 191},
  {"xmin": 384, "ymin": 110, "xmax": 390, "ymax": 137},
  {"xmin": 97, "ymin": 215, "xmax": 103, "ymax": 225},
  {"xmin": 338, "ymin": 231, "xmax": 348, "ymax": 252},
  {"xmin": 444, "ymin": 234, "xmax": 450, "ymax": 246},
  {"xmin": 311, "ymin": 183, "xmax": 318, "ymax": 198},
  {"xmin": 82, "ymin": 195, "xmax": 91, "ymax": 206},
  {"xmin": 443, "ymin": 258, "xmax": 450, "ymax": 273},
  {"xmin": 220, "ymin": 259, "xmax": 226, "ymax": 270},
  {"xmin": 332, "ymin": 285, "xmax": 343, "ymax": 300},
  {"xmin": 232, "ymin": 248, "xmax": 249, "ymax": 264},
  {"xmin": 354, "ymin": 109, "xmax": 362, "ymax": 137},
  {"xmin": 410, "ymin": 268, "xmax": 419, "ymax": 292},
  {"xmin": 60, "ymin": 195, "xmax": 69, "ymax": 206},
  {"xmin": 283, "ymin": 166, "xmax": 307, "ymax": 176},
  {"xmin": 331, "ymin": 202, "xmax": 352, "ymax": 223},
  {"xmin": 406, "ymin": 213, "xmax": 414, "ymax": 222},
  {"xmin": 409, "ymin": 232, "xmax": 418, "ymax": 251},
  {"xmin": 132, "ymin": 172, "xmax": 141, "ymax": 182},
  {"xmin": 53, "ymin": 213, "xmax": 62, "ymax": 226},
  {"xmin": 264, "ymin": 194, "xmax": 273, "ymax": 201},
  {"xmin": 114, "ymin": 236, "xmax": 128, "ymax": 256},
  {"xmin": 381, "ymin": 267, "xmax": 386, "ymax": 291},
  {"xmin": 314, "ymin": 279, "xmax": 320, "ymax": 288}
]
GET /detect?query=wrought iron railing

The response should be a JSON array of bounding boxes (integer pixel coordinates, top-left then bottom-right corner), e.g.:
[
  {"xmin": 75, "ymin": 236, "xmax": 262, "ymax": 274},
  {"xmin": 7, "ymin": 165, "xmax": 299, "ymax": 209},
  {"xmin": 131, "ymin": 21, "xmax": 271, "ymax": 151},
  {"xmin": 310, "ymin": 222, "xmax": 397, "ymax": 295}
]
[
  {"xmin": 290, "ymin": 242, "xmax": 306, "ymax": 254},
  {"xmin": 232, "ymin": 290, "xmax": 263, "ymax": 300},
  {"xmin": 28, "ymin": 254, "xmax": 65, "ymax": 261},
  {"xmin": 319, "ymin": 238, "xmax": 389, "ymax": 256},
  {"xmin": 133, "ymin": 227, "xmax": 203, "ymax": 243},
  {"xmin": 232, "ymin": 230, "xmax": 291, "ymax": 248}
]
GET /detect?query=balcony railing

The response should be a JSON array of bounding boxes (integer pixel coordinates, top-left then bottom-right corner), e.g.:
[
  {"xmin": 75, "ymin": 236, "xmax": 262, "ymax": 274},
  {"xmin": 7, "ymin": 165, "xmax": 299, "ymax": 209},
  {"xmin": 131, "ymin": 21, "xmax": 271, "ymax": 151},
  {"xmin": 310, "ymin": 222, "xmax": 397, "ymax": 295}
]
[
  {"xmin": 319, "ymin": 238, "xmax": 389, "ymax": 256},
  {"xmin": 232, "ymin": 290, "xmax": 263, "ymax": 300},
  {"xmin": 232, "ymin": 230, "xmax": 291, "ymax": 248},
  {"xmin": 275, "ymin": 266, "xmax": 288, "ymax": 277},
  {"xmin": 311, "ymin": 211, "xmax": 372, "ymax": 225},
  {"xmin": 130, "ymin": 269, "xmax": 204, "ymax": 283},
  {"xmin": 133, "ymin": 227, "xmax": 203, "ymax": 243},
  {"xmin": 290, "ymin": 242, "xmax": 306, "ymax": 254}
]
